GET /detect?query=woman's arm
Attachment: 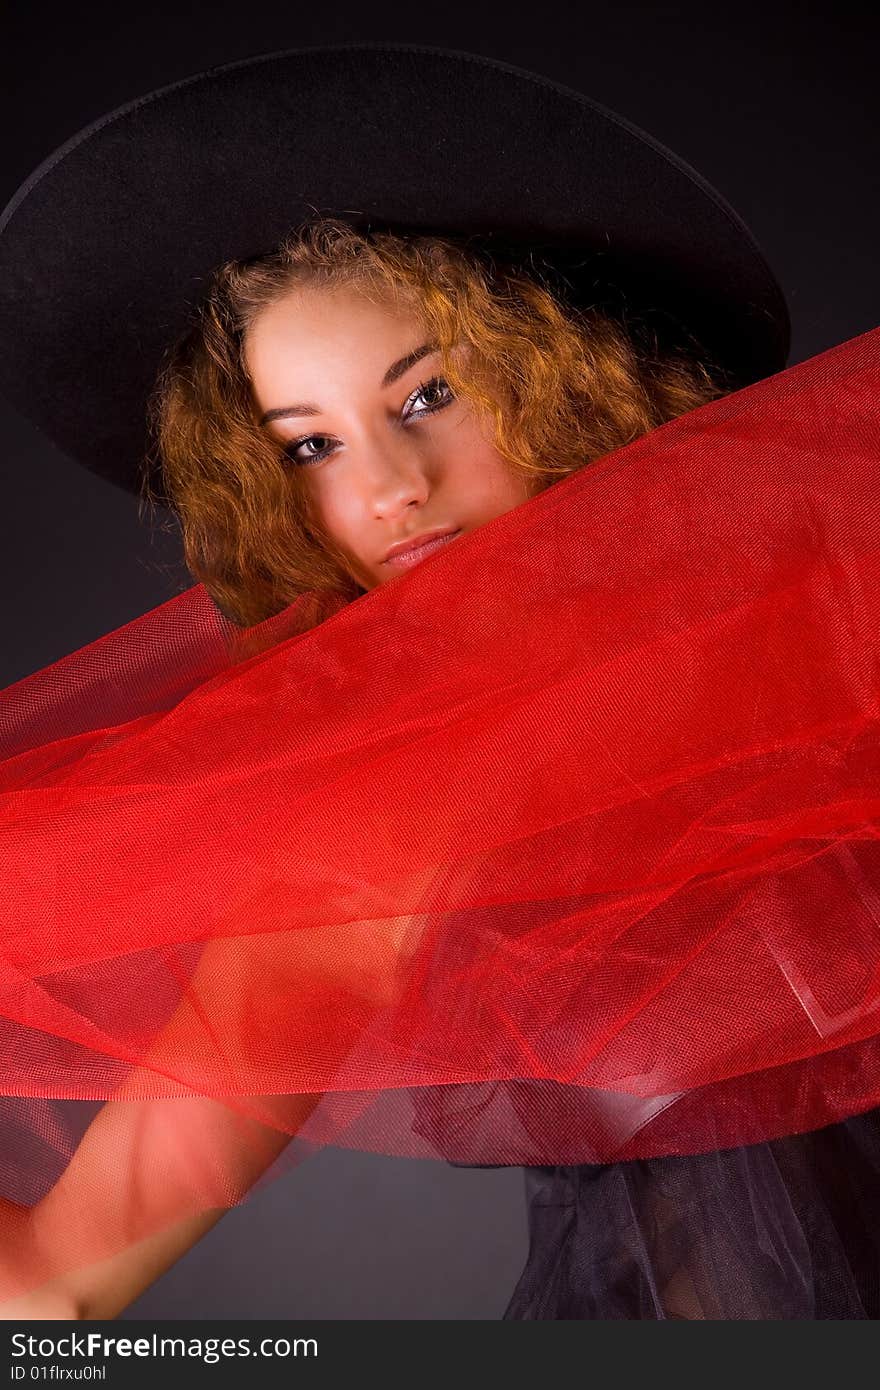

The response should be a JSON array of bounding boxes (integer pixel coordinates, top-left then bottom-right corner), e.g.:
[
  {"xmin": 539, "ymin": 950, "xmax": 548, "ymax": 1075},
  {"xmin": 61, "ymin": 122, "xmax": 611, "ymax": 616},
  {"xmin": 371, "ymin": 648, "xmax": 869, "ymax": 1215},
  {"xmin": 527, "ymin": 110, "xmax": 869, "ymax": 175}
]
[
  {"xmin": 0, "ymin": 894, "xmax": 407, "ymax": 1320},
  {"xmin": 0, "ymin": 1089, "xmax": 323, "ymax": 1321},
  {"xmin": 0, "ymin": 926, "xmax": 332, "ymax": 1320}
]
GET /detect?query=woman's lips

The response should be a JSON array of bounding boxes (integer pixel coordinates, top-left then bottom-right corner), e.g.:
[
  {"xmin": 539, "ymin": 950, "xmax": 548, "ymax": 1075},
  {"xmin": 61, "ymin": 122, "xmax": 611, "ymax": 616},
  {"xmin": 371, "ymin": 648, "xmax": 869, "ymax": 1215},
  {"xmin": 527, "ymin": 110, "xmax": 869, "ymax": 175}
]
[{"xmin": 383, "ymin": 529, "xmax": 462, "ymax": 570}]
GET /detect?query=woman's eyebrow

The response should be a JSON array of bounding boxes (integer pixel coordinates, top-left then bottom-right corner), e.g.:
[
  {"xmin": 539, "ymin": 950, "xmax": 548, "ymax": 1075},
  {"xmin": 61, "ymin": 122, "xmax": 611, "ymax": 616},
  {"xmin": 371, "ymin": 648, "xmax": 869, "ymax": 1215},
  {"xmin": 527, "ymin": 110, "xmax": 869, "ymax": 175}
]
[
  {"xmin": 259, "ymin": 402, "xmax": 322, "ymax": 425},
  {"xmin": 381, "ymin": 342, "xmax": 438, "ymax": 388},
  {"xmin": 258, "ymin": 342, "xmax": 439, "ymax": 426}
]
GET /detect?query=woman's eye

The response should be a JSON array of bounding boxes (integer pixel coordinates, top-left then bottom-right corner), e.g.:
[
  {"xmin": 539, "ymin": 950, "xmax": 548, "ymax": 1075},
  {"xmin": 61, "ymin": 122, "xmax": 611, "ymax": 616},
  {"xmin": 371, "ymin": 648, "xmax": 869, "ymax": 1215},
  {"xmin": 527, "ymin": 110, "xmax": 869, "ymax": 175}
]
[
  {"xmin": 405, "ymin": 377, "xmax": 454, "ymax": 418},
  {"xmin": 281, "ymin": 434, "xmax": 336, "ymax": 467},
  {"xmin": 278, "ymin": 380, "xmax": 453, "ymax": 467}
]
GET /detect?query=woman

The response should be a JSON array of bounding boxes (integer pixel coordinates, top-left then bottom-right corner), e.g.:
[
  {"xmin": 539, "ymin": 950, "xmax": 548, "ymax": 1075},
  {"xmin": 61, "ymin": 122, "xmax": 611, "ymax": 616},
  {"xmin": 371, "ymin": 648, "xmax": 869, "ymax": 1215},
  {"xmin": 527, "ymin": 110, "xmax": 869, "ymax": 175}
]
[{"xmin": 0, "ymin": 46, "xmax": 878, "ymax": 1320}]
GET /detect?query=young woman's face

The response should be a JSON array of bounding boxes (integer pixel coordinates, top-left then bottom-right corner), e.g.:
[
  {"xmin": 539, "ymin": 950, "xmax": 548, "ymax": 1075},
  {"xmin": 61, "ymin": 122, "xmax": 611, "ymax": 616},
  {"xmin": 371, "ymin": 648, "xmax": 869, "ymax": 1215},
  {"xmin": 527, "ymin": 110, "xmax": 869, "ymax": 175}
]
[{"xmin": 244, "ymin": 283, "xmax": 536, "ymax": 590}]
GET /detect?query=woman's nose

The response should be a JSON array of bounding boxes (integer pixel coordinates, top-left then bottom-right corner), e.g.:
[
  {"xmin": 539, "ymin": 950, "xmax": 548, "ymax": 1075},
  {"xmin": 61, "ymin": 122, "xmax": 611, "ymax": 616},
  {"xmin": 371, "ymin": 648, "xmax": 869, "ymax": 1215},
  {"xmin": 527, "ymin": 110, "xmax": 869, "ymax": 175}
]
[{"xmin": 359, "ymin": 432, "xmax": 432, "ymax": 517}]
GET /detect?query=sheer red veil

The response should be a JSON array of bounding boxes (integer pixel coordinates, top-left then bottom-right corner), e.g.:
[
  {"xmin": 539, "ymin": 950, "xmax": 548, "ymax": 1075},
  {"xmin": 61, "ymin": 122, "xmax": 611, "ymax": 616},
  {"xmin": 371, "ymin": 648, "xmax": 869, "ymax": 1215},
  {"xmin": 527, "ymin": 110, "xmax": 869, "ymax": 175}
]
[{"xmin": 1, "ymin": 325, "xmax": 878, "ymax": 1298}]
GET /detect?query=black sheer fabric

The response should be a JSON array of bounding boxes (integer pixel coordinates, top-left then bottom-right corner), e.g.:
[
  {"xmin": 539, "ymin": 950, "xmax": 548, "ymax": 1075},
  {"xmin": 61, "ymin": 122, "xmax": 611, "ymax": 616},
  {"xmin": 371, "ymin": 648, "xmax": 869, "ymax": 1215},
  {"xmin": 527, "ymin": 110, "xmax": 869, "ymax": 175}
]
[{"xmin": 493, "ymin": 1107, "xmax": 880, "ymax": 1319}]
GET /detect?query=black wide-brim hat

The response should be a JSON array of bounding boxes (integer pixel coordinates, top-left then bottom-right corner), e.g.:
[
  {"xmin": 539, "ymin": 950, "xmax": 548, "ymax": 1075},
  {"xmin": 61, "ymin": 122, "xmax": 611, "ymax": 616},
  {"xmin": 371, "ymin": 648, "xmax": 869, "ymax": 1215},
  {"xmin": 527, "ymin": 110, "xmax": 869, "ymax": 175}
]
[{"xmin": 0, "ymin": 42, "xmax": 790, "ymax": 503}]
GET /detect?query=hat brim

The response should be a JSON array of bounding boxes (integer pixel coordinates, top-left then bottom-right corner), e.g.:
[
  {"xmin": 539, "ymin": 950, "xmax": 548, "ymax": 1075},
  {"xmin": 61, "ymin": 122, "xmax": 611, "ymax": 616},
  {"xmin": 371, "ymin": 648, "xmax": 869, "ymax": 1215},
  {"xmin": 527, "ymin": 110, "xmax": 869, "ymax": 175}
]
[{"xmin": 0, "ymin": 42, "xmax": 790, "ymax": 499}]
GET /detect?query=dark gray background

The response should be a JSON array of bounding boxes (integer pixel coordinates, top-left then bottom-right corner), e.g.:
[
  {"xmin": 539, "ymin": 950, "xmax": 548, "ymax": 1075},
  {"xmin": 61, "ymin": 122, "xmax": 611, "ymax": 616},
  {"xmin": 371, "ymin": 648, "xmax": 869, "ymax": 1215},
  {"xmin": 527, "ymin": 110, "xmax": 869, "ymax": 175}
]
[{"xmin": 2, "ymin": 1, "xmax": 878, "ymax": 1319}]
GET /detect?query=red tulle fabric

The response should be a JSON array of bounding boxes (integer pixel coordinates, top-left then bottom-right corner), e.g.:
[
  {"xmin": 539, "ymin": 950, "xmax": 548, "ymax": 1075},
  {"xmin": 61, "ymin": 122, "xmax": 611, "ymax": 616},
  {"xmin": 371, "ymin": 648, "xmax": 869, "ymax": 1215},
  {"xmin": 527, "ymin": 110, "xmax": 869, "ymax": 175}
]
[{"xmin": 1, "ymin": 327, "xmax": 879, "ymax": 1299}]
